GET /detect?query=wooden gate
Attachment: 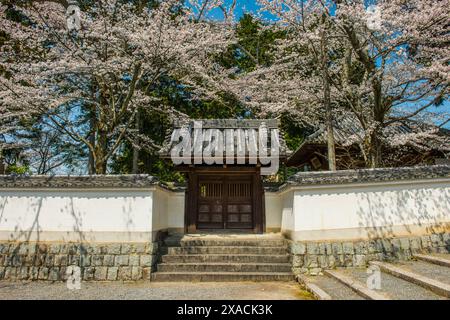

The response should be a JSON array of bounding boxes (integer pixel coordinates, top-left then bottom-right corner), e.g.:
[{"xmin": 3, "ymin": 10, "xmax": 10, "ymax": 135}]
[
  {"xmin": 185, "ymin": 168, "xmax": 264, "ymax": 233},
  {"xmin": 197, "ymin": 175, "xmax": 253, "ymax": 229}
]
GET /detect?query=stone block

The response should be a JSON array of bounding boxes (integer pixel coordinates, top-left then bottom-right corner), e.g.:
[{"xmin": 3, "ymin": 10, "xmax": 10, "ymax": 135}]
[
  {"xmin": 140, "ymin": 255, "xmax": 156, "ymax": 267},
  {"xmin": 121, "ymin": 244, "xmax": 132, "ymax": 254},
  {"xmin": 381, "ymin": 239, "xmax": 393, "ymax": 253},
  {"xmin": 134, "ymin": 244, "xmax": 146, "ymax": 254},
  {"xmin": 318, "ymin": 243, "xmax": 326, "ymax": 255},
  {"xmin": 22, "ymin": 255, "xmax": 34, "ymax": 266},
  {"xmin": 306, "ymin": 243, "xmax": 319, "ymax": 255},
  {"xmin": 115, "ymin": 255, "xmax": 129, "ymax": 266},
  {"xmin": 18, "ymin": 267, "xmax": 29, "ymax": 280},
  {"xmin": 68, "ymin": 255, "xmax": 80, "ymax": 266},
  {"xmin": 145, "ymin": 243, "xmax": 158, "ymax": 255},
  {"xmin": 367, "ymin": 240, "xmax": 379, "ymax": 254},
  {"xmin": 327, "ymin": 255, "xmax": 336, "ymax": 268},
  {"xmin": 304, "ymin": 255, "xmax": 318, "ymax": 268},
  {"xmin": 29, "ymin": 267, "xmax": 39, "ymax": 280},
  {"xmin": 354, "ymin": 242, "xmax": 368, "ymax": 255},
  {"xmin": 92, "ymin": 255, "xmax": 104, "ymax": 266},
  {"xmin": 80, "ymin": 255, "xmax": 91, "ymax": 267},
  {"xmin": 290, "ymin": 242, "xmax": 306, "ymax": 255},
  {"xmin": 318, "ymin": 255, "xmax": 328, "ymax": 268},
  {"xmin": 38, "ymin": 267, "xmax": 49, "ymax": 280},
  {"xmin": 118, "ymin": 267, "xmax": 132, "ymax": 281},
  {"xmin": 108, "ymin": 244, "xmax": 122, "ymax": 255},
  {"xmin": 4, "ymin": 267, "xmax": 16, "ymax": 280},
  {"xmin": 343, "ymin": 254, "xmax": 353, "ymax": 267},
  {"xmin": 131, "ymin": 266, "xmax": 142, "ymax": 280},
  {"xmin": 37, "ymin": 244, "xmax": 48, "ymax": 254},
  {"xmin": 353, "ymin": 255, "xmax": 366, "ymax": 267},
  {"xmin": 48, "ymin": 244, "xmax": 61, "ymax": 254},
  {"xmin": 430, "ymin": 234, "xmax": 443, "ymax": 247},
  {"xmin": 45, "ymin": 255, "xmax": 55, "ymax": 267},
  {"xmin": 0, "ymin": 244, "xmax": 10, "ymax": 254},
  {"xmin": 103, "ymin": 255, "xmax": 115, "ymax": 267},
  {"xmin": 34, "ymin": 255, "xmax": 45, "ymax": 267},
  {"xmin": 12, "ymin": 255, "xmax": 22, "ymax": 267},
  {"xmin": 83, "ymin": 267, "xmax": 95, "ymax": 281},
  {"xmin": 292, "ymin": 255, "xmax": 303, "ymax": 267},
  {"xmin": 94, "ymin": 267, "xmax": 108, "ymax": 281},
  {"xmin": 409, "ymin": 237, "xmax": 422, "ymax": 252},
  {"xmin": 67, "ymin": 244, "xmax": 79, "ymax": 255},
  {"xmin": 325, "ymin": 243, "xmax": 333, "ymax": 255},
  {"xmin": 343, "ymin": 242, "xmax": 354, "ymax": 255},
  {"xmin": 129, "ymin": 255, "xmax": 140, "ymax": 266},
  {"xmin": 107, "ymin": 267, "xmax": 118, "ymax": 281},
  {"xmin": 420, "ymin": 235, "xmax": 431, "ymax": 249},
  {"xmin": 48, "ymin": 267, "xmax": 60, "ymax": 281},
  {"xmin": 399, "ymin": 238, "xmax": 410, "ymax": 250},
  {"xmin": 142, "ymin": 267, "xmax": 152, "ymax": 280},
  {"xmin": 332, "ymin": 242, "xmax": 343, "ymax": 255}
]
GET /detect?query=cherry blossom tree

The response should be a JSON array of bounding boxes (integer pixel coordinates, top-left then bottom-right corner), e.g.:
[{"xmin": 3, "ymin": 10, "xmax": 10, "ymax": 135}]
[
  {"xmin": 330, "ymin": 0, "xmax": 449, "ymax": 167},
  {"xmin": 225, "ymin": 1, "xmax": 343, "ymax": 170},
  {"xmin": 0, "ymin": 0, "xmax": 234, "ymax": 174},
  {"xmin": 226, "ymin": 0, "xmax": 449, "ymax": 168}
]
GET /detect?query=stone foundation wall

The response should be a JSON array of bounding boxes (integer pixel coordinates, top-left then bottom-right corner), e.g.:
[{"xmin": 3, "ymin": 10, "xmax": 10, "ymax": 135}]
[
  {"xmin": 0, "ymin": 242, "xmax": 159, "ymax": 281},
  {"xmin": 289, "ymin": 233, "xmax": 450, "ymax": 275}
]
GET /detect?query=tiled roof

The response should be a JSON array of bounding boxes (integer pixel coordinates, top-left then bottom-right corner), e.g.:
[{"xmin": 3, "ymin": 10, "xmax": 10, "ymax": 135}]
[
  {"xmin": 0, "ymin": 174, "xmax": 159, "ymax": 189},
  {"xmin": 288, "ymin": 114, "xmax": 450, "ymax": 165},
  {"xmin": 285, "ymin": 165, "xmax": 450, "ymax": 186},
  {"xmin": 159, "ymin": 119, "xmax": 290, "ymax": 162},
  {"xmin": 0, "ymin": 166, "xmax": 448, "ymax": 190}
]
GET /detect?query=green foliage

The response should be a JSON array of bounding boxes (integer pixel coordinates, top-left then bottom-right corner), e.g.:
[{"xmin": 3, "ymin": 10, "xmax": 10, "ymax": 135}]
[
  {"xmin": 219, "ymin": 14, "xmax": 285, "ymax": 73},
  {"xmin": 5, "ymin": 164, "xmax": 30, "ymax": 174}
]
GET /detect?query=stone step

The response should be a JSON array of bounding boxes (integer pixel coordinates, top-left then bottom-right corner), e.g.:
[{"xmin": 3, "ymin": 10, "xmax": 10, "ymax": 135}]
[
  {"xmin": 324, "ymin": 269, "xmax": 390, "ymax": 300},
  {"xmin": 165, "ymin": 239, "xmax": 286, "ymax": 247},
  {"xmin": 157, "ymin": 262, "xmax": 292, "ymax": 273},
  {"xmin": 168, "ymin": 246, "xmax": 287, "ymax": 255},
  {"xmin": 297, "ymin": 274, "xmax": 365, "ymax": 300},
  {"xmin": 151, "ymin": 272, "xmax": 294, "ymax": 282},
  {"xmin": 161, "ymin": 254, "xmax": 291, "ymax": 264},
  {"xmin": 413, "ymin": 254, "xmax": 450, "ymax": 268},
  {"xmin": 338, "ymin": 268, "xmax": 446, "ymax": 300},
  {"xmin": 370, "ymin": 261, "xmax": 450, "ymax": 298}
]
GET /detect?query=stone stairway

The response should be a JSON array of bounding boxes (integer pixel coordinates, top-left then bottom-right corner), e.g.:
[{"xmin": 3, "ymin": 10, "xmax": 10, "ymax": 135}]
[
  {"xmin": 298, "ymin": 253, "xmax": 450, "ymax": 300},
  {"xmin": 151, "ymin": 234, "xmax": 294, "ymax": 282}
]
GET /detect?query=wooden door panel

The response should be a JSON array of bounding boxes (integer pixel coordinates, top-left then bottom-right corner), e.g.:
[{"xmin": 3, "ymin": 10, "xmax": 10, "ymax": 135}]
[
  {"xmin": 225, "ymin": 179, "xmax": 253, "ymax": 229},
  {"xmin": 196, "ymin": 174, "xmax": 255, "ymax": 230},
  {"xmin": 197, "ymin": 178, "xmax": 225, "ymax": 229}
]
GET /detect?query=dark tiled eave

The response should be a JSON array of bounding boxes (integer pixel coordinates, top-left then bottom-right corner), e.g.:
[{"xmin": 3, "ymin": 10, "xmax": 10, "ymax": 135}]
[
  {"xmin": 0, "ymin": 174, "xmax": 160, "ymax": 189},
  {"xmin": 285, "ymin": 165, "xmax": 450, "ymax": 187}
]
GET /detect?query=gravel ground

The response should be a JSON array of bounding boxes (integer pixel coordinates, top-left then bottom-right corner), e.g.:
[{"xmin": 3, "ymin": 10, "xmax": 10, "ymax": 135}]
[{"xmin": 0, "ymin": 281, "xmax": 313, "ymax": 300}]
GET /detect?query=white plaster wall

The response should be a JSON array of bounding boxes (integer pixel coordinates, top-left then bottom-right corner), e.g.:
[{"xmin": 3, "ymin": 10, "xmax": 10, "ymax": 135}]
[
  {"xmin": 167, "ymin": 191, "xmax": 185, "ymax": 233},
  {"xmin": 264, "ymin": 192, "xmax": 282, "ymax": 231},
  {"xmin": 152, "ymin": 189, "xmax": 168, "ymax": 233},
  {"xmin": 0, "ymin": 189, "xmax": 156, "ymax": 242},
  {"xmin": 280, "ymin": 190, "xmax": 294, "ymax": 237},
  {"xmin": 288, "ymin": 179, "xmax": 450, "ymax": 241}
]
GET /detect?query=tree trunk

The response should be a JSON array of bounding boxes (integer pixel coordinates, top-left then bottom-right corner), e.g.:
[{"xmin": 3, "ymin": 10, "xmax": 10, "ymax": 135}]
[
  {"xmin": 368, "ymin": 78, "xmax": 384, "ymax": 168},
  {"xmin": 320, "ymin": 24, "xmax": 337, "ymax": 171},
  {"xmin": 93, "ymin": 127, "xmax": 107, "ymax": 174},
  {"xmin": 88, "ymin": 109, "xmax": 96, "ymax": 174},
  {"xmin": 132, "ymin": 108, "xmax": 140, "ymax": 174},
  {"xmin": 0, "ymin": 150, "xmax": 4, "ymax": 174}
]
